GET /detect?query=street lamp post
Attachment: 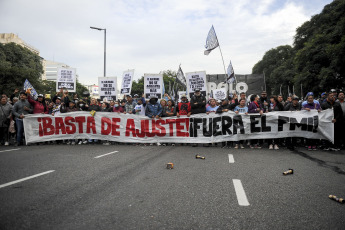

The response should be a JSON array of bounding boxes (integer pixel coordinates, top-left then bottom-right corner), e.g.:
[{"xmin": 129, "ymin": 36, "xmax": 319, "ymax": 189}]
[{"xmin": 90, "ymin": 26, "xmax": 106, "ymax": 77}]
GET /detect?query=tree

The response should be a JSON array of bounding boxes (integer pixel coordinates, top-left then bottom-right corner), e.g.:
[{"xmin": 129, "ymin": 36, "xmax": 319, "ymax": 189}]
[{"xmin": 0, "ymin": 42, "xmax": 43, "ymax": 96}]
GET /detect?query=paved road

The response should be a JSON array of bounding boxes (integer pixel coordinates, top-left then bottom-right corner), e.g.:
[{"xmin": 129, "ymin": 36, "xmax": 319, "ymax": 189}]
[{"xmin": 0, "ymin": 144, "xmax": 344, "ymax": 229}]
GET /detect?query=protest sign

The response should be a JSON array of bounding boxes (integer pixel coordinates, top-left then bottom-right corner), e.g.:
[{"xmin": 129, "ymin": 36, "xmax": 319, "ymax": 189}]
[
  {"xmin": 212, "ymin": 88, "xmax": 227, "ymax": 100},
  {"xmin": 121, "ymin": 70, "xmax": 134, "ymax": 95},
  {"xmin": 56, "ymin": 68, "xmax": 76, "ymax": 92},
  {"xmin": 24, "ymin": 79, "xmax": 38, "ymax": 100},
  {"xmin": 24, "ymin": 110, "xmax": 334, "ymax": 144},
  {"xmin": 144, "ymin": 74, "xmax": 163, "ymax": 99},
  {"xmin": 186, "ymin": 71, "xmax": 208, "ymax": 98},
  {"xmin": 98, "ymin": 77, "xmax": 117, "ymax": 101}
]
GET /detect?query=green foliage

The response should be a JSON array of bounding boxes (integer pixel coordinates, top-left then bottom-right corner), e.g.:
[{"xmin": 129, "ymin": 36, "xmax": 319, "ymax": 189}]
[
  {"xmin": 0, "ymin": 42, "xmax": 43, "ymax": 96},
  {"xmin": 253, "ymin": 0, "xmax": 345, "ymax": 97}
]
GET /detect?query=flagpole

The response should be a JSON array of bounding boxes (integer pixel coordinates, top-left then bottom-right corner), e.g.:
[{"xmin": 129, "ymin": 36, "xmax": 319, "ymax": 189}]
[{"xmin": 216, "ymin": 41, "xmax": 229, "ymax": 94}]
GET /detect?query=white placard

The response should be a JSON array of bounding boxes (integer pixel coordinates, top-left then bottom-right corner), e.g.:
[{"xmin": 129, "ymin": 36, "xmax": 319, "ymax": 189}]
[
  {"xmin": 186, "ymin": 71, "xmax": 208, "ymax": 98},
  {"xmin": 56, "ymin": 68, "xmax": 76, "ymax": 92},
  {"xmin": 213, "ymin": 88, "xmax": 227, "ymax": 100},
  {"xmin": 121, "ymin": 70, "xmax": 134, "ymax": 95},
  {"xmin": 98, "ymin": 77, "xmax": 117, "ymax": 101},
  {"xmin": 144, "ymin": 74, "xmax": 163, "ymax": 99}
]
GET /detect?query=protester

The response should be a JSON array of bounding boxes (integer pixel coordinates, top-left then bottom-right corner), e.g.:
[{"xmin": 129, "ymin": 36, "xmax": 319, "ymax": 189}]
[
  {"xmin": 114, "ymin": 100, "xmax": 125, "ymax": 113},
  {"xmin": 336, "ymin": 91, "xmax": 345, "ymax": 149},
  {"xmin": 145, "ymin": 95, "xmax": 162, "ymax": 119},
  {"xmin": 267, "ymin": 95, "xmax": 284, "ymax": 150},
  {"xmin": 176, "ymin": 94, "xmax": 191, "ymax": 117},
  {"xmin": 133, "ymin": 98, "xmax": 145, "ymax": 115},
  {"xmin": 165, "ymin": 99, "xmax": 176, "ymax": 117},
  {"xmin": 248, "ymin": 94, "xmax": 263, "ymax": 148},
  {"xmin": 284, "ymin": 96, "xmax": 301, "ymax": 150},
  {"xmin": 206, "ymin": 98, "xmax": 219, "ymax": 114},
  {"xmin": 216, "ymin": 98, "xmax": 236, "ymax": 148},
  {"xmin": 12, "ymin": 91, "xmax": 32, "ymax": 146},
  {"xmin": 233, "ymin": 98, "xmax": 248, "ymax": 149},
  {"xmin": 87, "ymin": 98, "xmax": 101, "ymax": 144},
  {"xmin": 321, "ymin": 91, "xmax": 343, "ymax": 150},
  {"xmin": 190, "ymin": 88, "xmax": 206, "ymax": 114},
  {"xmin": 124, "ymin": 95, "xmax": 136, "ymax": 114},
  {"xmin": 52, "ymin": 97, "xmax": 62, "ymax": 116},
  {"xmin": 302, "ymin": 93, "xmax": 321, "ymax": 150},
  {"xmin": 27, "ymin": 89, "xmax": 48, "ymax": 114},
  {"xmin": 259, "ymin": 91, "xmax": 269, "ymax": 112},
  {"xmin": 160, "ymin": 99, "xmax": 168, "ymax": 117},
  {"xmin": 0, "ymin": 96, "xmax": 13, "ymax": 146}
]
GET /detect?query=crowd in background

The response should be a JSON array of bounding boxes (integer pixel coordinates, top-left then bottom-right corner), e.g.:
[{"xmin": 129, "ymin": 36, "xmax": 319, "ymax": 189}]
[{"xmin": 0, "ymin": 87, "xmax": 344, "ymax": 151}]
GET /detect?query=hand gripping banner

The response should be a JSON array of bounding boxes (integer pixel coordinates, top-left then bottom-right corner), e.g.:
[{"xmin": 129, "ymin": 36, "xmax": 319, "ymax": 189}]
[{"xmin": 23, "ymin": 110, "xmax": 334, "ymax": 144}]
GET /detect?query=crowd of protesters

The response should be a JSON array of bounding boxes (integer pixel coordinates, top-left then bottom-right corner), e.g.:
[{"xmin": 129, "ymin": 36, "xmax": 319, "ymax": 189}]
[{"xmin": 0, "ymin": 87, "xmax": 344, "ymax": 151}]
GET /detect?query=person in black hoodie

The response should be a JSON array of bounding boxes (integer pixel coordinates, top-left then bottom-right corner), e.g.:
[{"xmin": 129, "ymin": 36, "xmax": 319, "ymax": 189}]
[
  {"xmin": 216, "ymin": 98, "xmax": 237, "ymax": 148},
  {"xmin": 284, "ymin": 96, "xmax": 301, "ymax": 150},
  {"xmin": 190, "ymin": 88, "xmax": 206, "ymax": 114}
]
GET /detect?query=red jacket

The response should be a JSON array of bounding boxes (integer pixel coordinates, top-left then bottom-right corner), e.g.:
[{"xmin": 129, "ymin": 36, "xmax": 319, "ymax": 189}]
[
  {"xmin": 28, "ymin": 95, "xmax": 48, "ymax": 114},
  {"xmin": 177, "ymin": 102, "xmax": 191, "ymax": 115}
]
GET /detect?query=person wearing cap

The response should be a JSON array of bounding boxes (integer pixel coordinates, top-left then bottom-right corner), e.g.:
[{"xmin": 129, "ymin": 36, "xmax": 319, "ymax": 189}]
[
  {"xmin": 12, "ymin": 91, "xmax": 33, "ymax": 146},
  {"xmin": 267, "ymin": 95, "xmax": 284, "ymax": 150},
  {"xmin": 247, "ymin": 95, "xmax": 263, "ymax": 149},
  {"xmin": 26, "ymin": 88, "xmax": 48, "ymax": 114},
  {"xmin": 176, "ymin": 94, "xmax": 191, "ymax": 117},
  {"xmin": 60, "ymin": 100, "xmax": 79, "ymax": 113},
  {"xmin": 259, "ymin": 91, "xmax": 269, "ymax": 112},
  {"xmin": 302, "ymin": 92, "xmax": 320, "ymax": 106},
  {"xmin": 321, "ymin": 91, "xmax": 343, "ymax": 150},
  {"xmin": 190, "ymin": 88, "xmax": 206, "ymax": 114},
  {"xmin": 319, "ymin": 92, "xmax": 327, "ymax": 104},
  {"xmin": 133, "ymin": 98, "xmax": 146, "ymax": 115},
  {"xmin": 145, "ymin": 95, "xmax": 162, "ymax": 119},
  {"xmin": 52, "ymin": 96, "xmax": 63, "ymax": 116},
  {"xmin": 330, "ymin": 89, "xmax": 338, "ymax": 100},
  {"xmin": 284, "ymin": 96, "xmax": 301, "ymax": 111},
  {"xmin": 124, "ymin": 95, "xmax": 137, "ymax": 114}
]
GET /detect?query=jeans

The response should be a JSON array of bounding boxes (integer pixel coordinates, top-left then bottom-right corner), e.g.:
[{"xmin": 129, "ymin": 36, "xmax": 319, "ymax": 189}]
[{"xmin": 16, "ymin": 118, "xmax": 24, "ymax": 144}]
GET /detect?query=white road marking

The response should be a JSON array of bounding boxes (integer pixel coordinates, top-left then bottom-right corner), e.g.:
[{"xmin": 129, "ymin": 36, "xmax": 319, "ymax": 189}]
[
  {"xmin": 233, "ymin": 179, "xmax": 250, "ymax": 206},
  {"xmin": 94, "ymin": 151, "xmax": 118, "ymax": 159},
  {"xmin": 0, "ymin": 148, "xmax": 21, "ymax": 153},
  {"xmin": 0, "ymin": 170, "xmax": 55, "ymax": 189},
  {"xmin": 228, "ymin": 154, "xmax": 235, "ymax": 163}
]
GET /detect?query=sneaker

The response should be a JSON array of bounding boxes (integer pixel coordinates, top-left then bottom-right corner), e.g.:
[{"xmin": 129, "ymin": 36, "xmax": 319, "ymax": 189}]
[
  {"xmin": 240, "ymin": 144, "xmax": 244, "ymax": 149},
  {"xmin": 66, "ymin": 141, "xmax": 71, "ymax": 145},
  {"xmin": 255, "ymin": 145, "xmax": 262, "ymax": 149},
  {"xmin": 308, "ymin": 146, "xmax": 312, "ymax": 151},
  {"xmin": 78, "ymin": 141, "xmax": 83, "ymax": 145},
  {"xmin": 234, "ymin": 144, "xmax": 239, "ymax": 149},
  {"xmin": 4, "ymin": 142, "xmax": 9, "ymax": 146},
  {"xmin": 312, "ymin": 146, "xmax": 317, "ymax": 150},
  {"xmin": 82, "ymin": 140, "xmax": 88, "ymax": 144},
  {"xmin": 250, "ymin": 145, "xmax": 254, "ymax": 149},
  {"xmin": 162, "ymin": 143, "xmax": 166, "ymax": 146},
  {"xmin": 274, "ymin": 144, "xmax": 279, "ymax": 150},
  {"xmin": 171, "ymin": 143, "xmax": 175, "ymax": 146},
  {"xmin": 157, "ymin": 142, "xmax": 161, "ymax": 146},
  {"xmin": 269, "ymin": 144, "xmax": 273, "ymax": 150}
]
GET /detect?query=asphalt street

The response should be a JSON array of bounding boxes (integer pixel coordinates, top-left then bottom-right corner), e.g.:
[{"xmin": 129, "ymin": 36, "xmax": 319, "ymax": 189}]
[{"xmin": 0, "ymin": 143, "xmax": 344, "ymax": 229}]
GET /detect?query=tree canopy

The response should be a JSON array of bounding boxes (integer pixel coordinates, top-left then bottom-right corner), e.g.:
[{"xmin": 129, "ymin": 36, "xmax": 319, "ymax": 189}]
[{"xmin": 252, "ymin": 0, "xmax": 345, "ymax": 98}]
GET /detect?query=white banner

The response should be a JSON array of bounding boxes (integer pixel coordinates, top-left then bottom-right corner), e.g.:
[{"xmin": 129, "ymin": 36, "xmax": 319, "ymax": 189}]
[
  {"xmin": 186, "ymin": 71, "xmax": 208, "ymax": 99},
  {"xmin": 24, "ymin": 110, "xmax": 334, "ymax": 144},
  {"xmin": 121, "ymin": 70, "xmax": 134, "ymax": 95},
  {"xmin": 98, "ymin": 77, "xmax": 117, "ymax": 101},
  {"xmin": 56, "ymin": 68, "xmax": 76, "ymax": 92},
  {"xmin": 144, "ymin": 74, "xmax": 163, "ymax": 99}
]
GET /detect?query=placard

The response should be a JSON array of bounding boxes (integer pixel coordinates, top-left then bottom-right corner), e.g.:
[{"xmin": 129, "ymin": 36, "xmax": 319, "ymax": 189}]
[
  {"xmin": 121, "ymin": 70, "xmax": 134, "ymax": 95},
  {"xmin": 98, "ymin": 77, "xmax": 117, "ymax": 101},
  {"xmin": 56, "ymin": 68, "xmax": 76, "ymax": 92},
  {"xmin": 186, "ymin": 71, "xmax": 208, "ymax": 98},
  {"xmin": 144, "ymin": 74, "xmax": 163, "ymax": 99}
]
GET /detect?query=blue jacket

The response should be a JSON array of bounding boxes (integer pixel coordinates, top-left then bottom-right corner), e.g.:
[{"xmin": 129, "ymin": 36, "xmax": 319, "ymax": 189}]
[{"xmin": 145, "ymin": 103, "xmax": 162, "ymax": 118}]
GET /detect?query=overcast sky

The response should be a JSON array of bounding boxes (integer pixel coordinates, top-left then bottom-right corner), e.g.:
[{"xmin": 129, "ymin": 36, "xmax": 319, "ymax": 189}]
[{"xmin": 1, "ymin": 0, "xmax": 332, "ymax": 86}]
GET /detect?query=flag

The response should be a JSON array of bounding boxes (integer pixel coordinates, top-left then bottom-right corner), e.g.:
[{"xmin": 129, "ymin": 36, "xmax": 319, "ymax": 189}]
[
  {"xmin": 176, "ymin": 66, "xmax": 187, "ymax": 88},
  {"xmin": 23, "ymin": 79, "xmax": 38, "ymax": 100},
  {"xmin": 225, "ymin": 61, "xmax": 235, "ymax": 84},
  {"xmin": 204, "ymin": 25, "xmax": 219, "ymax": 55}
]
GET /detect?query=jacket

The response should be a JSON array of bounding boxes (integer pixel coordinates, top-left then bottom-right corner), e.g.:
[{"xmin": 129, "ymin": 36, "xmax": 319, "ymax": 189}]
[
  {"xmin": 145, "ymin": 103, "xmax": 162, "ymax": 118},
  {"xmin": 0, "ymin": 103, "xmax": 13, "ymax": 127},
  {"xmin": 28, "ymin": 95, "xmax": 48, "ymax": 114},
  {"xmin": 248, "ymin": 101, "xmax": 263, "ymax": 114},
  {"xmin": 190, "ymin": 95, "xmax": 206, "ymax": 114},
  {"xmin": 12, "ymin": 100, "xmax": 33, "ymax": 119}
]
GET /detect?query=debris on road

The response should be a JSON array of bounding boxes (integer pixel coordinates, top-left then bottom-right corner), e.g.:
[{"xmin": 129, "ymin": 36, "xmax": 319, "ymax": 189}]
[
  {"xmin": 166, "ymin": 163, "xmax": 174, "ymax": 169},
  {"xmin": 329, "ymin": 195, "xmax": 344, "ymax": 204},
  {"xmin": 283, "ymin": 168, "xmax": 294, "ymax": 175},
  {"xmin": 195, "ymin": 154, "xmax": 205, "ymax": 160}
]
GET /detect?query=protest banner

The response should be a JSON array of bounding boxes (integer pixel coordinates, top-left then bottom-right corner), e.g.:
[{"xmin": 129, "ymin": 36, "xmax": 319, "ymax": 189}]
[
  {"xmin": 23, "ymin": 79, "xmax": 38, "ymax": 100},
  {"xmin": 186, "ymin": 71, "xmax": 208, "ymax": 98},
  {"xmin": 56, "ymin": 68, "xmax": 76, "ymax": 92},
  {"xmin": 121, "ymin": 70, "xmax": 134, "ymax": 95},
  {"xmin": 212, "ymin": 88, "xmax": 227, "ymax": 100},
  {"xmin": 98, "ymin": 77, "xmax": 117, "ymax": 101},
  {"xmin": 144, "ymin": 74, "xmax": 163, "ymax": 99},
  {"xmin": 24, "ymin": 110, "xmax": 334, "ymax": 144}
]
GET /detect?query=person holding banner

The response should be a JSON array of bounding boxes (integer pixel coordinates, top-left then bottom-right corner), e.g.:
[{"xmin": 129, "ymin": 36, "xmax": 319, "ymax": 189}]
[
  {"xmin": 248, "ymin": 95, "xmax": 263, "ymax": 149},
  {"xmin": 190, "ymin": 89, "xmax": 206, "ymax": 114},
  {"xmin": 124, "ymin": 96, "xmax": 137, "ymax": 114},
  {"xmin": 176, "ymin": 94, "xmax": 191, "ymax": 117},
  {"xmin": 12, "ymin": 91, "xmax": 32, "ymax": 146},
  {"xmin": 216, "ymin": 98, "xmax": 236, "ymax": 148},
  {"xmin": 145, "ymin": 95, "xmax": 162, "ymax": 119},
  {"xmin": 26, "ymin": 88, "xmax": 48, "ymax": 114},
  {"xmin": 165, "ymin": 100, "xmax": 176, "ymax": 117},
  {"xmin": 206, "ymin": 98, "xmax": 219, "ymax": 114},
  {"xmin": 233, "ymin": 98, "xmax": 249, "ymax": 149},
  {"xmin": 0, "ymin": 96, "xmax": 12, "ymax": 146},
  {"xmin": 303, "ymin": 92, "xmax": 321, "ymax": 150},
  {"xmin": 267, "ymin": 95, "xmax": 284, "ymax": 150},
  {"xmin": 133, "ymin": 98, "xmax": 146, "ymax": 116},
  {"xmin": 113, "ymin": 101, "xmax": 124, "ymax": 113}
]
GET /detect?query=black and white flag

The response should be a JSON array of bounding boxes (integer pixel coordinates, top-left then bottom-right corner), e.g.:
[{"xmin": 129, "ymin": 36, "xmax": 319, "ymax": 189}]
[
  {"xmin": 225, "ymin": 61, "xmax": 235, "ymax": 84},
  {"xmin": 176, "ymin": 66, "xmax": 187, "ymax": 88},
  {"xmin": 204, "ymin": 25, "xmax": 219, "ymax": 55}
]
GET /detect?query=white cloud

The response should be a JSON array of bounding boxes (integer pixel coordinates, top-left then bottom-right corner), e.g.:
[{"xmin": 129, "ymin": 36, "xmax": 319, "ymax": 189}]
[{"xmin": 0, "ymin": 0, "xmax": 332, "ymax": 86}]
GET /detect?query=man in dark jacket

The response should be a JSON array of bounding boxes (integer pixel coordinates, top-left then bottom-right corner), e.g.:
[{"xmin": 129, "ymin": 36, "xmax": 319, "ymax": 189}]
[
  {"xmin": 284, "ymin": 96, "xmax": 301, "ymax": 111},
  {"xmin": 190, "ymin": 88, "xmax": 206, "ymax": 114},
  {"xmin": 0, "ymin": 96, "xmax": 13, "ymax": 146},
  {"xmin": 321, "ymin": 92, "xmax": 343, "ymax": 150}
]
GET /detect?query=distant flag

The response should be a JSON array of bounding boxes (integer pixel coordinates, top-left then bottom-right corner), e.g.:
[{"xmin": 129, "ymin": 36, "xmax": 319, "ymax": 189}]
[
  {"xmin": 225, "ymin": 61, "xmax": 236, "ymax": 84},
  {"xmin": 168, "ymin": 81, "xmax": 172, "ymax": 96},
  {"xmin": 23, "ymin": 79, "xmax": 38, "ymax": 100},
  {"xmin": 176, "ymin": 65, "xmax": 187, "ymax": 88},
  {"xmin": 204, "ymin": 25, "xmax": 219, "ymax": 55}
]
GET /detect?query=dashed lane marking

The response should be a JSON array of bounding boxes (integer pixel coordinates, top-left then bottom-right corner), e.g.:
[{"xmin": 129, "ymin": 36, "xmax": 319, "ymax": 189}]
[
  {"xmin": 0, "ymin": 170, "xmax": 55, "ymax": 189},
  {"xmin": 233, "ymin": 179, "xmax": 250, "ymax": 206},
  {"xmin": 94, "ymin": 151, "xmax": 119, "ymax": 159}
]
